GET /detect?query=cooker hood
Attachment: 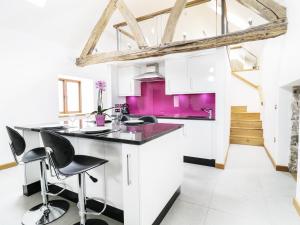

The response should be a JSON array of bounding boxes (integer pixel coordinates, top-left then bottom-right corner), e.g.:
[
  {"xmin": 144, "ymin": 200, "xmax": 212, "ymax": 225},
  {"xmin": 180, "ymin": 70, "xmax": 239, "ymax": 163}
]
[{"xmin": 134, "ymin": 63, "xmax": 164, "ymax": 82}]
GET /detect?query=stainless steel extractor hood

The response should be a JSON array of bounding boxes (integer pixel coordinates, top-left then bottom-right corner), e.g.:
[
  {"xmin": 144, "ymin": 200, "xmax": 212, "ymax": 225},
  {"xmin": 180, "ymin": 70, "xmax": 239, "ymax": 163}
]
[{"xmin": 134, "ymin": 63, "xmax": 164, "ymax": 82}]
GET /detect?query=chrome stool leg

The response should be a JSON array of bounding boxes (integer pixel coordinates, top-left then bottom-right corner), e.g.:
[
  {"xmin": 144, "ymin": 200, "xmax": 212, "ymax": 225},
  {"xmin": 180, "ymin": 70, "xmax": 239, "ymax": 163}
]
[
  {"xmin": 22, "ymin": 160, "xmax": 69, "ymax": 225},
  {"xmin": 74, "ymin": 173, "xmax": 108, "ymax": 225}
]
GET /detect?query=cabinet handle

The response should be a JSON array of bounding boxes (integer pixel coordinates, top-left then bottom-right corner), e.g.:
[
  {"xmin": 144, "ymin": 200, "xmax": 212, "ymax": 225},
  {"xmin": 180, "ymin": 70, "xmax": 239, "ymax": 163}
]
[{"xmin": 127, "ymin": 154, "xmax": 131, "ymax": 186}]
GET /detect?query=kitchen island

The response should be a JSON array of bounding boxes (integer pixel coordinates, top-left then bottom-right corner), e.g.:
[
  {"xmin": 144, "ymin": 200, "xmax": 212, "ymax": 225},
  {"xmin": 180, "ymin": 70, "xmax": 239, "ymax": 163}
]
[{"xmin": 15, "ymin": 121, "xmax": 184, "ymax": 225}]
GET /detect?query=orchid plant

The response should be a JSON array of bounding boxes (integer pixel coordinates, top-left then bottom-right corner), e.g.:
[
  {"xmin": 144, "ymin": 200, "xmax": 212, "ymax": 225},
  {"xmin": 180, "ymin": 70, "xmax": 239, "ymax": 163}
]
[{"xmin": 91, "ymin": 80, "xmax": 113, "ymax": 116}]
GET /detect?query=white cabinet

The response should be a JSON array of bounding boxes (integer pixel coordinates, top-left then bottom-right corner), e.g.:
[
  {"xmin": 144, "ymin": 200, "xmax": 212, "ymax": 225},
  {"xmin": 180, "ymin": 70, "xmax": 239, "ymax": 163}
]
[
  {"xmin": 158, "ymin": 119, "xmax": 215, "ymax": 159},
  {"xmin": 187, "ymin": 55, "xmax": 216, "ymax": 93},
  {"xmin": 122, "ymin": 144, "xmax": 140, "ymax": 225},
  {"xmin": 165, "ymin": 58, "xmax": 190, "ymax": 95},
  {"xmin": 118, "ymin": 66, "xmax": 141, "ymax": 96},
  {"xmin": 165, "ymin": 53, "xmax": 216, "ymax": 94}
]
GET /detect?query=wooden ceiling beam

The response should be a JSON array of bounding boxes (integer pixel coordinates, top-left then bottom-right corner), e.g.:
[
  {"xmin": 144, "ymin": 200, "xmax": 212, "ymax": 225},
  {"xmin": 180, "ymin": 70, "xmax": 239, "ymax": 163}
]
[
  {"xmin": 80, "ymin": 0, "xmax": 117, "ymax": 57},
  {"xmin": 117, "ymin": 28, "xmax": 135, "ymax": 41},
  {"xmin": 76, "ymin": 18, "xmax": 287, "ymax": 66},
  {"xmin": 113, "ymin": 0, "xmax": 210, "ymax": 29},
  {"xmin": 162, "ymin": 0, "xmax": 188, "ymax": 44},
  {"xmin": 236, "ymin": 0, "xmax": 286, "ymax": 21},
  {"xmin": 115, "ymin": 0, "xmax": 147, "ymax": 48}
]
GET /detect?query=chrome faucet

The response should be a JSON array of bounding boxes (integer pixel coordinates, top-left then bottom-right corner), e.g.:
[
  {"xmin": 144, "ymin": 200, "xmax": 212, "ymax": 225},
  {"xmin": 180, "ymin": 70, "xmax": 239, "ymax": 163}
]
[{"xmin": 201, "ymin": 108, "xmax": 213, "ymax": 119}]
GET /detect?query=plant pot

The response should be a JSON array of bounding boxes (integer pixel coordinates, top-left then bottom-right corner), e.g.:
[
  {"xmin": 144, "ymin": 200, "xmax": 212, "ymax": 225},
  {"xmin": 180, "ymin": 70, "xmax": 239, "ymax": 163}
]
[{"xmin": 95, "ymin": 114, "xmax": 106, "ymax": 126}]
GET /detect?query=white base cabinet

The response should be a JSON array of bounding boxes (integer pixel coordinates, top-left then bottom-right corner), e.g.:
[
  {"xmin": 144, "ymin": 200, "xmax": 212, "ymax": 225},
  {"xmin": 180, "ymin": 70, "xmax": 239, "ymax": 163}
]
[
  {"xmin": 158, "ymin": 119, "xmax": 216, "ymax": 159},
  {"xmin": 22, "ymin": 128, "xmax": 184, "ymax": 225}
]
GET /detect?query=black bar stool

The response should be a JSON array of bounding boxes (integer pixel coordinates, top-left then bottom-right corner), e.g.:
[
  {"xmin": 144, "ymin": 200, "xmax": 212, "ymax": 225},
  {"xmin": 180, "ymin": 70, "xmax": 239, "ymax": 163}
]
[
  {"xmin": 120, "ymin": 115, "xmax": 130, "ymax": 122},
  {"xmin": 40, "ymin": 130, "xmax": 109, "ymax": 225},
  {"xmin": 138, "ymin": 115, "xmax": 158, "ymax": 124},
  {"xmin": 6, "ymin": 126, "xmax": 69, "ymax": 225}
]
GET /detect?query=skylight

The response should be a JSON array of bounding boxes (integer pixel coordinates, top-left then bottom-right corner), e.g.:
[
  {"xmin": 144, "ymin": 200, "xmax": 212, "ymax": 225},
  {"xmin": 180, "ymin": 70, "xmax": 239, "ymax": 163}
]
[{"xmin": 26, "ymin": 0, "xmax": 47, "ymax": 8}]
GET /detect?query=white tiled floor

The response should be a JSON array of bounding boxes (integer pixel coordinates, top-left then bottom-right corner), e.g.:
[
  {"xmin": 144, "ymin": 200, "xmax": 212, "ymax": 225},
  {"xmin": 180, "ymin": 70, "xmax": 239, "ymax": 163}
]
[
  {"xmin": 162, "ymin": 144, "xmax": 300, "ymax": 225},
  {"xmin": 0, "ymin": 144, "xmax": 299, "ymax": 225}
]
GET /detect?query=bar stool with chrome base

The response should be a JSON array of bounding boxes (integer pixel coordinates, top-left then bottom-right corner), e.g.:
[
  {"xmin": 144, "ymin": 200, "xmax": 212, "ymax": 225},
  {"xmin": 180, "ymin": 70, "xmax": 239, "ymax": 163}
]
[
  {"xmin": 40, "ymin": 130, "xmax": 109, "ymax": 225},
  {"xmin": 6, "ymin": 126, "xmax": 69, "ymax": 225},
  {"xmin": 138, "ymin": 115, "xmax": 158, "ymax": 124}
]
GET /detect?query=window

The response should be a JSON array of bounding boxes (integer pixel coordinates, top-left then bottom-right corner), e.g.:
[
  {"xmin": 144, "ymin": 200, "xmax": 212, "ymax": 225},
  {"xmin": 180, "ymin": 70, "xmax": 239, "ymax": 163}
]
[{"xmin": 58, "ymin": 79, "xmax": 82, "ymax": 114}]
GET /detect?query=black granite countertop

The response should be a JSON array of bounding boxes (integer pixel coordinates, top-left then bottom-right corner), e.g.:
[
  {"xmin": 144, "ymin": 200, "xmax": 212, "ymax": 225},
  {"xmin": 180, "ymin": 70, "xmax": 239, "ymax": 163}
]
[
  {"xmin": 128, "ymin": 114, "xmax": 215, "ymax": 121},
  {"xmin": 15, "ymin": 120, "xmax": 184, "ymax": 145}
]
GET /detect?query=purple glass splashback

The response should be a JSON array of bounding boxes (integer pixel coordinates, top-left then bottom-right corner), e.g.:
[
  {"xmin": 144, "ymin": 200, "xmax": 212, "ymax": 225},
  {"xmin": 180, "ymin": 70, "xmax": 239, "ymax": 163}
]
[{"xmin": 126, "ymin": 81, "xmax": 215, "ymax": 118}]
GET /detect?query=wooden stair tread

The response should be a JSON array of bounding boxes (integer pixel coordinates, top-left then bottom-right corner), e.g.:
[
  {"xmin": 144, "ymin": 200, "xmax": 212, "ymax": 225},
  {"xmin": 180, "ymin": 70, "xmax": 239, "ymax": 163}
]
[
  {"xmin": 231, "ymin": 106, "xmax": 247, "ymax": 113},
  {"xmin": 230, "ymin": 107, "xmax": 263, "ymax": 146},
  {"xmin": 231, "ymin": 119, "xmax": 261, "ymax": 122},
  {"xmin": 231, "ymin": 113, "xmax": 260, "ymax": 116},
  {"xmin": 231, "ymin": 127, "xmax": 263, "ymax": 130},
  {"xmin": 233, "ymin": 112, "xmax": 260, "ymax": 114},
  {"xmin": 230, "ymin": 135, "xmax": 264, "ymax": 146},
  {"xmin": 230, "ymin": 135, "xmax": 264, "ymax": 139}
]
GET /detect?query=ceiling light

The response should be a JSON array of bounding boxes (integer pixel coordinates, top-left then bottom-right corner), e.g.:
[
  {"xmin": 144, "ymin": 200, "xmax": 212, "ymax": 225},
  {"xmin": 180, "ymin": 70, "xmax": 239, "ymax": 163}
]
[
  {"xmin": 151, "ymin": 28, "xmax": 155, "ymax": 34},
  {"xmin": 26, "ymin": 0, "xmax": 47, "ymax": 8},
  {"xmin": 182, "ymin": 32, "xmax": 187, "ymax": 41},
  {"xmin": 208, "ymin": 75, "xmax": 215, "ymax": 82},
  {"xmin": 209, "ymin": 67, "xmax": 215, "ymax": 73},
  {"xmin": 248, "ymin": 18, "xmax": 253, "ymax": 27}
]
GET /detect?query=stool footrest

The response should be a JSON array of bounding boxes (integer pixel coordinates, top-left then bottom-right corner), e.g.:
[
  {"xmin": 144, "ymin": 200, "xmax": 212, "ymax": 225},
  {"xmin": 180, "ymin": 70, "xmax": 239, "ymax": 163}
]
[
  {"xmin": 76, "ymin": 197, "xmax": 107, "ymax": 216},
  {"xmin": 73, "ymin": 219, "xmax": 108, "ymax": 225},
  {"xmin": 46, "ymin": 182, "xmax": 70, "ymax": 197}
]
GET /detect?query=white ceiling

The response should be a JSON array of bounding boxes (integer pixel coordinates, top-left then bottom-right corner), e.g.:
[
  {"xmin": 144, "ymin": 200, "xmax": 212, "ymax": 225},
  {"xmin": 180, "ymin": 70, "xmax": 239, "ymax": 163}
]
[{"xmin": 0, "ymin": 0, "xmax": 284, "ymax": 56}]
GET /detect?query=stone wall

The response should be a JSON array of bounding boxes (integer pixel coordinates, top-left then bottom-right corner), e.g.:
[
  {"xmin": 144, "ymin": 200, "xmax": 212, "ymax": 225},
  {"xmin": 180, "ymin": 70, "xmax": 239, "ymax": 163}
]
[{"xmin": 289, "ymin": 86, "xmax": 300, "ymax": 173}]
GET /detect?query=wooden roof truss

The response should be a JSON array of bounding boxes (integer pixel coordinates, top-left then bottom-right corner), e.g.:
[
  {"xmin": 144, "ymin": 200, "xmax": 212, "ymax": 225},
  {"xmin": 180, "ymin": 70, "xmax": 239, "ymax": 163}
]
[{"xmin": 76, "ymin": 0, "xmax": 287, "ymax": 67}]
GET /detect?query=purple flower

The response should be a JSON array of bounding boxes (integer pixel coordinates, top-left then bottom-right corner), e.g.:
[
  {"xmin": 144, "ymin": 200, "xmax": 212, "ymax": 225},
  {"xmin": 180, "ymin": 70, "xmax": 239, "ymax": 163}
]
[{"xmin": 96, "ymin": 80, "xmax": 106, "ymax": 91}]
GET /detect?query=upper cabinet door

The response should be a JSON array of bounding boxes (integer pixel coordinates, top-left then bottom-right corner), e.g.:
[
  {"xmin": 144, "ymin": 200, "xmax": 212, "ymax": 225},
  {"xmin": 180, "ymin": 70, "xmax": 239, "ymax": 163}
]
[
  {"xmin": 118, "ymin": 66, "xmax": 141, "ymax": 97},
  {"xmin": 187, "ymin": 54, "xmax": 216, "ymax": 93},
  {"xmin": 165, "ymin": 58, "xmax": 190, "ymax": 95}
]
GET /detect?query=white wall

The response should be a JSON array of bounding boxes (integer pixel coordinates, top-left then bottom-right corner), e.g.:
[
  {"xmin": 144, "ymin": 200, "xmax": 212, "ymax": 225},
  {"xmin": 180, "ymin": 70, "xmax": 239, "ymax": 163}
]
[
  {"xmin": 215, "ymin": 47, "xmax": 231, "ymax": 164},
  {"xmin": 260, "ymin": 37, "xmax": 282, "ymax": 162},
  {"xmin": 277, "ymin": 0, "xmax": 300, "ymax": 203},
  {"xmin": 230, "ymin": 71, "xmax": 261, "ymax": 112},
  {"xmin": 255, "ymin": 0, "xmax": 300, "ymax": 207},
  {"xmin": 277, "ymin": 3, "xmax": 300, "ymax": 87},
  {"xmin": 276, "ymin": 87, "xmax": 292, "ymax": 166},
  {"xmin": 0, "ymin": 29, "xmax": 61, "ymax": 164},
  {"xmin": 260, "ymin": 37, "xmax": 293, "ymax": 168},
  {"xmin": 0, "ymin": 28, "xmax": 112, "ymax": 164}
]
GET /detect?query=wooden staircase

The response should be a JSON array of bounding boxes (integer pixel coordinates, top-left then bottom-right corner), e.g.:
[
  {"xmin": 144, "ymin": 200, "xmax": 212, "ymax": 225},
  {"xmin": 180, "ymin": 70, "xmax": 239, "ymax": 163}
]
[{"xmin": 230, "ymin": 106, "xmax": 264, "ymax": 146}]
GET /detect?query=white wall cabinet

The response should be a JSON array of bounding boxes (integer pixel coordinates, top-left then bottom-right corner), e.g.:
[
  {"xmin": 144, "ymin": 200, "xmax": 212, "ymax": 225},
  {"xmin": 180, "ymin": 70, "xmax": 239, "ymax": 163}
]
[
  {"xmin": 165, "ymin": 58, "xmax": 190, "ymax": 95},
  {"xmin": 165, "ymin": 53, "xmax": 216, "ymax": 94},
  {"xmin": 118, "ymin": 66, "xmax": 141, "ymax": 96},
  {"xmin": 187, "ymin": 55, "xmax": 216, "ymax": 93},
  {"xmin": 158, "ymin": 119, "xmax": 215, "ymax": 159}
]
